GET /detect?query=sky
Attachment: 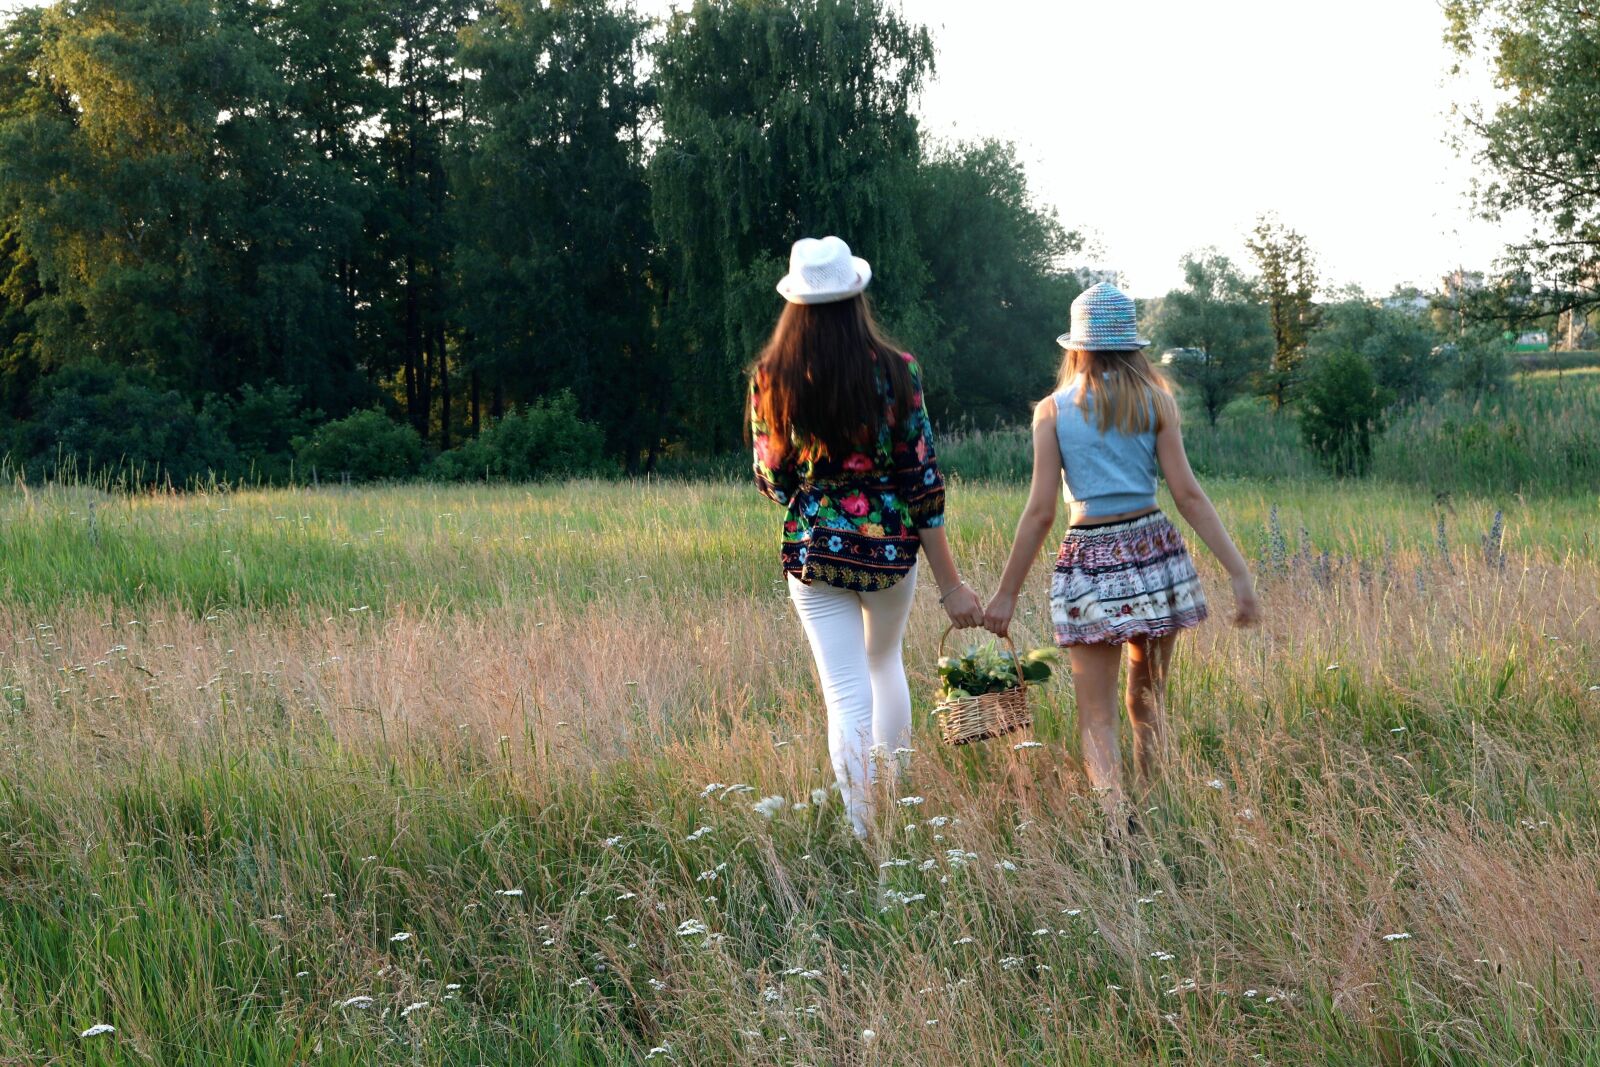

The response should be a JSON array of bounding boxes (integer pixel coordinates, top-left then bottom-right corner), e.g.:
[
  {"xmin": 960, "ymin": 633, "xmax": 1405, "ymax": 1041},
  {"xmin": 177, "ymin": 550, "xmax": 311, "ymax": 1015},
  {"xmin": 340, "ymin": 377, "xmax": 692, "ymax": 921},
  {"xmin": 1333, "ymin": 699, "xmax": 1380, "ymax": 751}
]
[
  {"xmin": 645, "ymin": 0, "xmax": 1514, "ymax": 298},
  {"xmin": 0, "ymin": 0, "xmax": 1517, "ymax": 299}
]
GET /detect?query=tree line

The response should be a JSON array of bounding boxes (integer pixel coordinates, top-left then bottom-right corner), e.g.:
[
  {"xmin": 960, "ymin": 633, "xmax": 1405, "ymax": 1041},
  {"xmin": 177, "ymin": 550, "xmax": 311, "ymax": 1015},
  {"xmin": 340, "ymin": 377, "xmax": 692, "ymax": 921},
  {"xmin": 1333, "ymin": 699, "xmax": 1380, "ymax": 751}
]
[{"xmin": 0, "ymin": 0, "xmax": 1081, "ymax": 484}]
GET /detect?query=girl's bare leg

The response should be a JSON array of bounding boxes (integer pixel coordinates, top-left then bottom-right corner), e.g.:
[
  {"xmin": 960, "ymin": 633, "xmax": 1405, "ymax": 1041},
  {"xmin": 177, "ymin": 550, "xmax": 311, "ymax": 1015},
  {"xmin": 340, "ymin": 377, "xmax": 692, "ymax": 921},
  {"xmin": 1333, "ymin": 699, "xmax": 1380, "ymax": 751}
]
[
  {"xmin": 1125, "ymin": 633, "xmax": 1177, "ymax": 790},
  {"xmin": 1068, "ymin": 643, "xmax": 1126, "ymax": 819}
]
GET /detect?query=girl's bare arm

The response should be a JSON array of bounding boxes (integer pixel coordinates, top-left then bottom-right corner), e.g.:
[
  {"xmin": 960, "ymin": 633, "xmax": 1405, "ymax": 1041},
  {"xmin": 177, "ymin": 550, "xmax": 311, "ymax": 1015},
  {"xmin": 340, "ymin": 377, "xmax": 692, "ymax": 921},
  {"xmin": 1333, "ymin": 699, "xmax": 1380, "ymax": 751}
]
[
  {"xmin": 1154, "ymin": 408, "xmax": 1260, "ymax": 626},
  {"xmin": 983, "ymin": 399, "xmax": 1063, "ymax": 636}
]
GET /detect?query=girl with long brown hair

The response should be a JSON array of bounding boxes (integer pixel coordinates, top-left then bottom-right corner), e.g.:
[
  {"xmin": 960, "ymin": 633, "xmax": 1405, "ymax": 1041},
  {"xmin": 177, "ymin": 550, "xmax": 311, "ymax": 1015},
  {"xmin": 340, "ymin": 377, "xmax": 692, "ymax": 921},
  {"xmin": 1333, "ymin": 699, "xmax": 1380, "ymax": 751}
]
[
  {"xmin": 982, "ymin": 282, "xmax": 1261, "ymax": 833},
  {"xmin": 751, "ymin": 236, "xmax": 982, "ymax": 838}
]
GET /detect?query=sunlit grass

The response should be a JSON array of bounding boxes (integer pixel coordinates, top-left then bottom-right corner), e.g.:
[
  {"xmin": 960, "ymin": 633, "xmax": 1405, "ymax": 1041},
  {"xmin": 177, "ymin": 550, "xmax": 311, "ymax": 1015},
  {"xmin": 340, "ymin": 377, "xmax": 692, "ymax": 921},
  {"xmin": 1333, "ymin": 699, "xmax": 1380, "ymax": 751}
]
[{"xmin": 1, "ymin": 478, "xmax": 1598, "ymax": 1064}]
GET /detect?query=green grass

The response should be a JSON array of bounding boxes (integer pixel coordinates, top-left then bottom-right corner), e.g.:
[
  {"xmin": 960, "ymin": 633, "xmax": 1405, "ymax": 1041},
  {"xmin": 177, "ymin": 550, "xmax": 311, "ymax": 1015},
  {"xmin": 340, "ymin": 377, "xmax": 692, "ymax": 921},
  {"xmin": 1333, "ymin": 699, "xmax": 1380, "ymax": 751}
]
[
  {"xmin": 1, "ymin": 475, "xmax": 1598, "ymax": 1064},
  {"xmin": 940, "ymin": 372, "xmax": 1600, "ymax": 497}
]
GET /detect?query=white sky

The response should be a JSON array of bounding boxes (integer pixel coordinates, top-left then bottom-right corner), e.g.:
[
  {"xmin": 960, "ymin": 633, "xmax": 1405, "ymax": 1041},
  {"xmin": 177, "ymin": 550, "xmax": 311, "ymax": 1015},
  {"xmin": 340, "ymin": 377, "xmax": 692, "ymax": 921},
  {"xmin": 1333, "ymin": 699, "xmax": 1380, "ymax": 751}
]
[{"xmin": 0, "ymin": 0, "xmax": 1515, "ymax": 299}]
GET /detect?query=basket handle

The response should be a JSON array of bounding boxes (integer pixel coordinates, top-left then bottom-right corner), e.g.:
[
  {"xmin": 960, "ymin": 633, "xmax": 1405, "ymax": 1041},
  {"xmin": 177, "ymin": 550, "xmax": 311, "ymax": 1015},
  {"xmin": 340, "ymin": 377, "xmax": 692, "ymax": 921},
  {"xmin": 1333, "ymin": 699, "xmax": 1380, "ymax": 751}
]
[{"xmin": 939, "ymin": 624, "xmax": 1027, "ymax": 693}]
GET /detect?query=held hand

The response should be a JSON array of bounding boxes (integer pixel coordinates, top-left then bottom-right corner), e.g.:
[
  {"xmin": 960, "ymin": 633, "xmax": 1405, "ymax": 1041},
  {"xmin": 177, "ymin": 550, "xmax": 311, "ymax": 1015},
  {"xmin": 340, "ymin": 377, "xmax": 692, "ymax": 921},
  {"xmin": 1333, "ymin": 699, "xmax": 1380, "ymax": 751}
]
[
  {"xmin": 940, "ymin": 583, "xmax": 984, "ymax": 629},
  {"xmin": 1230, "ymin": 574, "xmax": 1262, "ymax": 628},
  {"xmin": 982, "ymin": 591, "xmax": 1017, "ymax": 637}
]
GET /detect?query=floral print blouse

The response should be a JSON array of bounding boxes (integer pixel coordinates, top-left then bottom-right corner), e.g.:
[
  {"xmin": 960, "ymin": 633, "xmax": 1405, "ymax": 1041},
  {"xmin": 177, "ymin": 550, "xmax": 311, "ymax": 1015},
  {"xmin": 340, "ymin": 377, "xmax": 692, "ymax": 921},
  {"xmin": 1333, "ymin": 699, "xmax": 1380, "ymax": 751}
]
[{"xmin": 751, "ymin": 353, "xmax": 945, "ymax": 591}]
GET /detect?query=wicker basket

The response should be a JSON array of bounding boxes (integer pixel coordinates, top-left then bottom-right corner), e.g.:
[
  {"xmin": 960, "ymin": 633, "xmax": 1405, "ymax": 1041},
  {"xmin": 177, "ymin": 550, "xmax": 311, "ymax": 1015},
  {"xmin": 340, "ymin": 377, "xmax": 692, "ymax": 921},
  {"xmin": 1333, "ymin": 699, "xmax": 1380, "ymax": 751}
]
[{"xmin": 933, "ymin": 625, "xmax": 1033, "ymax": 746}]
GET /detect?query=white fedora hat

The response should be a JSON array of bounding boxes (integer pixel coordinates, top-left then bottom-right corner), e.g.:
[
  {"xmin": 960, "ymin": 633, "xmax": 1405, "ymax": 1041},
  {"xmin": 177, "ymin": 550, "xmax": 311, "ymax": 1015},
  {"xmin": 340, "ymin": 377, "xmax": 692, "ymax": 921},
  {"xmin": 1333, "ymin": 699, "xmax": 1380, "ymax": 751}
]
[
  {"xmin": 1056, "ymin": 281, "xmax": 1150, "ymax": 351},
  {"xmin": 776, "ymin": 236, "xmax": 872, "ymax": 305}
]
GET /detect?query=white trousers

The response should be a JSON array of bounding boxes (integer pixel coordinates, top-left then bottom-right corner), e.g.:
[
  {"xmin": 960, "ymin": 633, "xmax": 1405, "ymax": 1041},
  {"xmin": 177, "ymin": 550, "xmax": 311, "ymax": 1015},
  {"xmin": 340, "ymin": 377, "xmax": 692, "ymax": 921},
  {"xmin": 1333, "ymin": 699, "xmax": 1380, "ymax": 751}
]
[{"xmin": 787, "ymin": 564, "xmax": 917, "ymax": 837}]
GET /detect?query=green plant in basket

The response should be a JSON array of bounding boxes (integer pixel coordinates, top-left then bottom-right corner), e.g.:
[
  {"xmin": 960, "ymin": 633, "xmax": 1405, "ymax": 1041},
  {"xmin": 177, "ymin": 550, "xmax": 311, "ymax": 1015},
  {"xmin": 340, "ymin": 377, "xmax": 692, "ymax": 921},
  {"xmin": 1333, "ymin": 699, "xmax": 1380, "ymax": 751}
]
[{"xmin": 936, "ymin": 640, "xmax": 1057, "ymax": 703}]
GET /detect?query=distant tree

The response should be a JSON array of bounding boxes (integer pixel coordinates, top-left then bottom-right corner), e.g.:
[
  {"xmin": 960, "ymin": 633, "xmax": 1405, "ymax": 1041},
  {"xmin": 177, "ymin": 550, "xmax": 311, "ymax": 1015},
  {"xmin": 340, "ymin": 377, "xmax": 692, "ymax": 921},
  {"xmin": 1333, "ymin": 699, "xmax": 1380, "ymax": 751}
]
[
  {"xmin": 453, "ymin": 0, "xmax": 656, "ymax": 464},
  {"xmin": 1310, "ymin": 300, "xmax": 1442, "ymax": 406},
  {"xmin": 651, "ymin": 0, "xmax": 935, "ymax": 452},
  {"xmin": 909, "ymin": 140, "xmax": 1081, "ymax": 425},
  {"xmin": 1445, "ymin": 0, "xmax": 1600, "ymax": 321},
  {"xmin": 1297, "ymin": 351, "xmax": 1390, "ymax": 476},
  {"xmin": 1148, "ymin": 251, "xmax": 1272, "ymax": 426},
  {"xmin": 1245, "ymin": 215, "xmax": 1322, "ymax": 410},
  {"xmin": 0, "ymin": 0, "xmax": 368, "ymax": 413}
]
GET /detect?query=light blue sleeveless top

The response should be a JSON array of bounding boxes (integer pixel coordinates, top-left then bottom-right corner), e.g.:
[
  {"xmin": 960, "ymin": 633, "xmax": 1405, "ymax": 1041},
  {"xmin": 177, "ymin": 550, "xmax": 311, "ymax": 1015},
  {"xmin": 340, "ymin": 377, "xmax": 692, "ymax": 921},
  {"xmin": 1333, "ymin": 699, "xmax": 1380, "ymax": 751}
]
[{"xmin": 1053, "ymin": 381, "xmax": 1159, "ymax": 517}]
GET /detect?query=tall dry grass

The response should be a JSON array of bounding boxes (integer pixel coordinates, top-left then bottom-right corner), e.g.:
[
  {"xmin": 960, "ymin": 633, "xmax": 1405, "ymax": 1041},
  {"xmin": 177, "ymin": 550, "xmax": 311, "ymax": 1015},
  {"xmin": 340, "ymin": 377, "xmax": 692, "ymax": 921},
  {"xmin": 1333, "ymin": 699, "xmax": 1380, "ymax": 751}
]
[{"xmin": 1, "ymin": 480, "xmax": 1597, "ymax": 1064}]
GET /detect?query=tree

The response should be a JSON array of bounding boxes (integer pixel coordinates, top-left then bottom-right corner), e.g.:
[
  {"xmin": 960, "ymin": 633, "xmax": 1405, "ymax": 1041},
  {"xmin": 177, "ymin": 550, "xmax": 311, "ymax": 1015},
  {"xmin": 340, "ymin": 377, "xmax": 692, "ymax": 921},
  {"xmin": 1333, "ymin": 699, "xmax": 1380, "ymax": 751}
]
[
  {"xmin": 1297, "ymin": 351, "xmax": 1389, "ymax": 477},
  {"xmin": 1445, "ymin": 1, "xmax": 1600, "ymax": 321},
  {"xmin": 908, "ymin": 139, "xmax": 1081, "ymax": 426},
  {"xmin": 453, "ymin": 0, "xmax": 657, "ymax": 464},
  {"xmin": 1245, "ymin": 215, "xmax": 1321, "ymax": 410},
  {"xmin": 1147, "ymin": 251, "xmax": 1271, "ymax": 426},
  {"xmin": 0, "ymin": 0, "xmax": 368, "ymax": 414},
  {"xmin": 1309, "ymin": 298, "xmax": 1442, "ymax": 406},
  {"xmin": 651, "ymin": 0, "xmax": 935, "ymax": 452}
]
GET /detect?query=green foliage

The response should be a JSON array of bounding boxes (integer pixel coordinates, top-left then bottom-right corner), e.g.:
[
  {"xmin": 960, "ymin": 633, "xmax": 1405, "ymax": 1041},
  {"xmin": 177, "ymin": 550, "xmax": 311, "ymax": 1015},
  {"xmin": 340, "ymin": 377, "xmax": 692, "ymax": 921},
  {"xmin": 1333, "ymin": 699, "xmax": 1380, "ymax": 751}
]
[
  {"xmin": 1310, "ymin": 299, "xmax": 1443, "ymax": 406},
  {"xmin": 1445, "ymin": 340, "xmax": 1511, "ymax": 400},
  {"xmin": 1297, "ymin": 352, "xmax": 1391, "ymax": 476},
  {"xmin": 294, "ymin": 409, "xmax": 426, "ymax": 483},
  {"xmin": 453, "ymin": 0, "xmax": 657, "ymax": 462},
  {"xmin": 428, "ymin": 392, "xmax": 606, "ymax": 482},
  {"xmin": 936, "ymin": 641, "xmax": 1055, "ymax": 701},
  {"xmin": 20, "ymin": 360, "xmax": 233, "ymax": 486},
  {"xmin": 202, "ymin": 383, "xmax": 320, "ymax": 484},
  {"xmin": 1444, "ymin": 0, "xmax": 1600, "ymax": 321},
  {"xmin": 650, "ymin": 0, "xmax": 936, "ymax": 452},
  {"xmin": 1148, "ymin": 252, "xmax": 1272, "ymax": 426},
  {"xmin": 1245, "ymin": 215, "xmax": 1322, "ymax": 410},
  {"xmin": 910, "ymin": 140, "xmax": 1081, "ymax": 426}
]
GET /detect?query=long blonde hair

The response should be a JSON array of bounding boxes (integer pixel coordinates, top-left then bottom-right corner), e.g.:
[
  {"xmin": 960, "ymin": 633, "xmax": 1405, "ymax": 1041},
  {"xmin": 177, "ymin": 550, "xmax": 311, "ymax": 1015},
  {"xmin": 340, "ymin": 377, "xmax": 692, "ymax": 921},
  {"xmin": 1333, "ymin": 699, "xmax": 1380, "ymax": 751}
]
[{"xmin": 1056, "ymin": 348, "xmax": 1178, "ymax": 434}]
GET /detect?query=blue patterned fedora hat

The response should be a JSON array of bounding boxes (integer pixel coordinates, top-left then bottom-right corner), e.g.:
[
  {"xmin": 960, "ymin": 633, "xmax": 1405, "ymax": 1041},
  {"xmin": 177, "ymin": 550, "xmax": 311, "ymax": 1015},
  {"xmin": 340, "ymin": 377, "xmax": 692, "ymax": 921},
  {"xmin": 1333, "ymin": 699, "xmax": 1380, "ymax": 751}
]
[{"xmin": 1056, "ymin": 281, "xmax": 1150, "ymax": 351}]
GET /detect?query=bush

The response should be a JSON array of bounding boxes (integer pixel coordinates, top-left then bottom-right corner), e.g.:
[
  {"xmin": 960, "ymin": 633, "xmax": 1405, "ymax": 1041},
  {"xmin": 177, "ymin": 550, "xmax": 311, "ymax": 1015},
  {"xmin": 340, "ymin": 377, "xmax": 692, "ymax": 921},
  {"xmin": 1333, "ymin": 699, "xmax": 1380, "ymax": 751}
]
[
  {"xmin": 203, "ymin": 382, "xmax": 320, "ymax": 484},
  {"xmin": 23, "ymin": 361, "xmax": 235, "ymax": 486},
  {"xmin": 1297, "ymin": 351, "xmax": 1390, "ymax": 476},
  {"xmin": 294, "ymin": 409, "xmax": 426, "ymax": 483},
  {"xmin": 429, "ymin": 391, "xmax": 606, "ymax": 482},
  {"xmin": 1446, "ymin": 342, "xmax": 1511, "ymax": 400}
]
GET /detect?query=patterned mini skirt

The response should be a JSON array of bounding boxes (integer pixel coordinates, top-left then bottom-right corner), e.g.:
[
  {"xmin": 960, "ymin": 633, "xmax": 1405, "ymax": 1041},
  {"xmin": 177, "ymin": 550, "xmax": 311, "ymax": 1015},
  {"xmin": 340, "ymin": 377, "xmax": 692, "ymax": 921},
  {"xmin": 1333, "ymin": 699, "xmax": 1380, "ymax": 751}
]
[{"xmin": 1050, "ymin": 511, "xmax": 1208, "ymax": 646}]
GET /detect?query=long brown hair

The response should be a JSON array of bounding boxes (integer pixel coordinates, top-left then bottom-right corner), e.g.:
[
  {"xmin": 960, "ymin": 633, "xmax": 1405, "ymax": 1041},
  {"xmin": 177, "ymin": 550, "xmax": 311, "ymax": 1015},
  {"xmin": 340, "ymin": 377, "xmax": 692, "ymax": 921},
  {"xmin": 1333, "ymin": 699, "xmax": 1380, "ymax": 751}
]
[
  {"xmin": 1056, "ymin": 348, "xmax": 1178, "ymax": 434},
  {"xmin": 749, "ymin": 294, "xmax": 912, "ymax": 464}
]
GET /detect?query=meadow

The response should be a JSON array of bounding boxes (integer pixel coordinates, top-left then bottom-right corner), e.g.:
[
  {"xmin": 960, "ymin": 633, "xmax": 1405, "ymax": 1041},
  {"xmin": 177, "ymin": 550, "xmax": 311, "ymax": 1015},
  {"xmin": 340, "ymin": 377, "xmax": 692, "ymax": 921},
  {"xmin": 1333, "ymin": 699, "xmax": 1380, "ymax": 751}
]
[{"xmin": 2, "ymin": 372, "xmax": 1600, "ymax": 1065}]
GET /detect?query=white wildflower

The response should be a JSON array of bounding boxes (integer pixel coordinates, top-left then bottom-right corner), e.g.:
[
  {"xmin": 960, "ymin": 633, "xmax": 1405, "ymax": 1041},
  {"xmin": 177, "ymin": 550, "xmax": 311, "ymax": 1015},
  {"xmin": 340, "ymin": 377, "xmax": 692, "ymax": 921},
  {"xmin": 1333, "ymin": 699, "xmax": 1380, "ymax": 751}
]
[
  {"xmin": 1382, "ymin": 932, "xmax": 1412, "ymax": 942},
  {"xmin": 951, "ymin": 936, "xmax": 975, "ymax": 946},
  {"xmin": 685, "ymin": 826, "xmax": 713, "ymax": 842},
  {"xmin": 495, "ymin": 888, "xmax": 524, "ymax": 897},
  {"xmin": 602, "ymin": 836, "xmax": 623, "ymax": 848},
  {"xmin": 1013, "ymin": 741, "xmax": 1044, "ymax": 750},
  {"xmin": 389, "ymin": 932, "xmax": 412, "ymax": 943},
  {"xmin": 1062, "ymin": 908, "xmax": 1082, "ymax": 917},
  {"xmin": 811, "ymin": 787, "xmax": 829, "ymax": 805},
  {"xmin": 700, "ymin": 782, "xmax": 726, "ymax": 798},
  {"xmin": 445, "ymin": 983, "xmax": 462, "ymax": 991},
  {"xmin": 1000, "ymin": 956, "xmax": 1024, "ymax": 971},
  {"xmin": 645, "ymin": 1044, "xmax": 671, "ymax": 1059},
  {"xmin": 897, "ymin": 796, "xmax": 925, "ymax": 807},
  {"xmin": 617, "ymin": 892, "xmax": 637, "ymax": 901},
  {"xmin": 762, "ymin": 986, "xmax": 780, "ymax": 1003},
  {"xmin": 1244, "ymin": 989, "xmax": 1258, "ymax": 998},
  {"xmin": 753, "ymin": 795, "xmax": 786, "ymax": 818},
  {"xmin": 995, "ymin": 859, "xmax": 1018, "ymax": 872},
  {"xmin": 860, "ymin": 1029, "xmax": 877, "ymax": 1043},
  {"xmin": 675, "ymin": 919, "xmax": 708, "ymax": 938},
  {"xmin": 1033, "ymin": 929, "xmax": 1052, "ymax": 937},
  {"xmin": 1150, "ymin": 951, "xmax": 1175, "ymax": 962},
  {"xmin": 400, "ymin": 1001, "xmax": 428, "ymax": 1018},
  {"xmin": 337, "ymin": 996, "xmax": 374, "ymax": 1010},
  {"xmin": 1206, "ymin": 779, "xmax": 1224, "ymax": 789},
  {"xmin": 926, "ymin": 815, "xmax": 950, "ymax": 828},
  {"xmin": 295, "ymin": 971, "xmax": 309, "ymax": 978},
  {"xmin": 79, "ymin": 1024, "xmax": 116, "ymax": 1039},
  {"xmin": 648, "ymin": 978, "xmax": 667, "ymax": 991}
]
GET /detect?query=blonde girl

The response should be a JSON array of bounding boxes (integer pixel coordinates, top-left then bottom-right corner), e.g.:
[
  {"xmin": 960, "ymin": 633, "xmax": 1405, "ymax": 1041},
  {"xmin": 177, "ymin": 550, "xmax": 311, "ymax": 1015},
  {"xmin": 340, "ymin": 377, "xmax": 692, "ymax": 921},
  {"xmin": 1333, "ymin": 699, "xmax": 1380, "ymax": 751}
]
[{"xmin": 982, "ymin": 282, "xmax": 1261, "ymax": 828}]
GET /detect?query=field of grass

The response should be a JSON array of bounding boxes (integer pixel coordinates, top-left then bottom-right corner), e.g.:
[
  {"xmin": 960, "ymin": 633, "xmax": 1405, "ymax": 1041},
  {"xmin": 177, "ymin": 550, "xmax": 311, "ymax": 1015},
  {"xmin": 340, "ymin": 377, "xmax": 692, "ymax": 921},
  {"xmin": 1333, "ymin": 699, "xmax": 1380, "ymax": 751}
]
[{"xmin": 2, "ymin": 476, "xmax": 1599, "ymax": 1064}]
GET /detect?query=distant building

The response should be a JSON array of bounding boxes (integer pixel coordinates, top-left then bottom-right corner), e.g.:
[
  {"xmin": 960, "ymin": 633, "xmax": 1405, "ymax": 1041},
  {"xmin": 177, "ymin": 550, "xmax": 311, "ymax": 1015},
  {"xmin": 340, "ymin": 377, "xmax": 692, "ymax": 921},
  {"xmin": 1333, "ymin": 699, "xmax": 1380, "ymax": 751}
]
[
  {"xmin": 1381, "ymin": 294, "xmax": 1431, "ymax": 314},
  {"xmin": 1442, "ymin": 269, "xmax": 1484, "ymax": 299},
  {"xmin": 1160, "ymin": 347, "xmax": 1204, "ymax": 366},
  {"xmin": 1513, "ymin": 330, "xmax": 1549, "ymax": 352}
]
